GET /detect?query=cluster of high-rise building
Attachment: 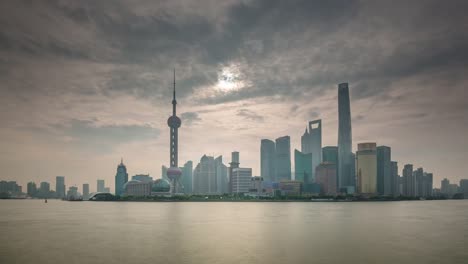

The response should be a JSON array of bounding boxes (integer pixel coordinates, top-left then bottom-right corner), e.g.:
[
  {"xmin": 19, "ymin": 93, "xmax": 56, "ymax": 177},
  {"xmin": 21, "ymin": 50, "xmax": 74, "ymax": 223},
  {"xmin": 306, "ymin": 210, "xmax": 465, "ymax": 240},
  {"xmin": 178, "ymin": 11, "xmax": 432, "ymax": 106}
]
[
  {"xmin": 254, "ymin": 83, "xmax": 443, "ymax": 197},
  {"xmin": 2, "ymin": 77, "xmax": 466, "ymax": 200}
]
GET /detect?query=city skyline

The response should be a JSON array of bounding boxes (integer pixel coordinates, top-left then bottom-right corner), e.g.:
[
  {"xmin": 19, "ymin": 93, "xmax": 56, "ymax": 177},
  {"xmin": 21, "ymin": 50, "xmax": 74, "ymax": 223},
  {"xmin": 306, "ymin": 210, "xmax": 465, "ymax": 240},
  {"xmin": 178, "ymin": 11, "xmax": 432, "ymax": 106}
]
[{"xmin": 1, "ymin": 1, "xmax": 468, "ymax": 191}]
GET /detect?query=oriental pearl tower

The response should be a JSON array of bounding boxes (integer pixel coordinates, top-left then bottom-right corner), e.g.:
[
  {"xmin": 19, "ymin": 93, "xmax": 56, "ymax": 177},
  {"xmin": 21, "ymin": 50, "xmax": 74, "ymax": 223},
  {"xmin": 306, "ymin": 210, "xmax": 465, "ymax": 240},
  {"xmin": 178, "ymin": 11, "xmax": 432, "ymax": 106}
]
[{"xmin": 166, "ymin": 69, "xmax": 183, "ymax": 195}]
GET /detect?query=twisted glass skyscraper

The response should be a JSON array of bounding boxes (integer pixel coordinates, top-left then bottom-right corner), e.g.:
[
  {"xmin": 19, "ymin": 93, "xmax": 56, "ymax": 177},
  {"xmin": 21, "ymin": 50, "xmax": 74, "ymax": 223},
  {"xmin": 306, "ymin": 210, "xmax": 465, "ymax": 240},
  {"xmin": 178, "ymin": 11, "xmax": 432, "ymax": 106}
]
[{"xmin": 338, "ymin": 83, "xmax": 354, "ymax": 191}]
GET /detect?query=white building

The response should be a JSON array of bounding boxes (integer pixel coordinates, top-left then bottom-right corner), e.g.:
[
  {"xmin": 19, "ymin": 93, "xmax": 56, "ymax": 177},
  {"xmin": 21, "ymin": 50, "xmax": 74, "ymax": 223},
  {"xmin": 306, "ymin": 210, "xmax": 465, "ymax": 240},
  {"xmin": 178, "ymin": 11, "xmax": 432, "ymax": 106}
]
[{"xmin": 231, "ymin": 168, "xmax": 252, "ymax": 194}]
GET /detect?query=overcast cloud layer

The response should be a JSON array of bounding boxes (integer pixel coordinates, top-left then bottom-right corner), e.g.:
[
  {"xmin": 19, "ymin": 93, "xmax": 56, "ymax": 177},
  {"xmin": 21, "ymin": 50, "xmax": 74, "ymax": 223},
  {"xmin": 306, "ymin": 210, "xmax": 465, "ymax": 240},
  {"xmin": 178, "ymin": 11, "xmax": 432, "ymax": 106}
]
[{"xmin": 1, "ymin": 0, "xmax": 467, "ymax": 191}]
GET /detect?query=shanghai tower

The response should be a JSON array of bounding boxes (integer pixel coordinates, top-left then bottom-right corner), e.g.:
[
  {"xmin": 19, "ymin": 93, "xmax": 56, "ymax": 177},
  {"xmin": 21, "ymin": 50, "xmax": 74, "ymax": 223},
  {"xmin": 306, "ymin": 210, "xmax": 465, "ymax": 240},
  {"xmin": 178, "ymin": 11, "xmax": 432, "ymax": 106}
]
[
  {"xmin": 338, "ymin": 83, "xmax": 354, "ymax": 191},
  {"xmin": 166, "ymin": 70, "xmax": 183, "ymax": 195}
]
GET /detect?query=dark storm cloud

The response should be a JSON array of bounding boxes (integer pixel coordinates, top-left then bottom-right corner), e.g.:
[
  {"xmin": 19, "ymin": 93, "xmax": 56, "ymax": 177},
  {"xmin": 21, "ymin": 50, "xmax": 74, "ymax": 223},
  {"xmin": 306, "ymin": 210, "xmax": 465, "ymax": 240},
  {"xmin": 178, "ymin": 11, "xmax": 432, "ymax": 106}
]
[{"xmin": 2, "ymin": 0, "xmax": 467, "ymax": 106}]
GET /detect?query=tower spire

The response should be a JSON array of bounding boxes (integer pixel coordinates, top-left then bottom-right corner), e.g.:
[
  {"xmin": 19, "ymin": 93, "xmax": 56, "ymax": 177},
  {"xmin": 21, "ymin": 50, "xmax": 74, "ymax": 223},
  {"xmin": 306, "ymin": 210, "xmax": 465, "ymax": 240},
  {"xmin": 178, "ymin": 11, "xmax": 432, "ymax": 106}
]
[{"xmin": 172, "ymin": 68, "xmax": 177, "ymax": 116}]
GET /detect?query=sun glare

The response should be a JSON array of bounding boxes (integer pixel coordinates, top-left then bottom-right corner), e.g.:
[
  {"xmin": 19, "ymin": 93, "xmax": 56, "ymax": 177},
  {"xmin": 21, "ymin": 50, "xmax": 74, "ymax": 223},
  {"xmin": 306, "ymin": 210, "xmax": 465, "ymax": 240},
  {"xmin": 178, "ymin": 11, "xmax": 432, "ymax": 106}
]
[{"xmin": 216, "ymin": 65, "xmax": 244, "ymax": 91}]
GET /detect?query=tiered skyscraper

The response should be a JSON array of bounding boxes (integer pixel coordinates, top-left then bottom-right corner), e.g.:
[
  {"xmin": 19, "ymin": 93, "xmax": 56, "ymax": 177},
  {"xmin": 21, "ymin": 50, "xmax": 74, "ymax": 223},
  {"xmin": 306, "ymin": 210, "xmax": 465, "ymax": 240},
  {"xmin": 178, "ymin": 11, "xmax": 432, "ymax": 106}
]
[
  {"xmin": 166, "ymin": 70, "xmax": 183, "ymax": 195},
  {"xmin": 337, "ymin": 83, "xmax": 354, "ymax": 192},
  {"xmin": 115, "ymin": 158, "xmax": 128, "ymax": 196}
]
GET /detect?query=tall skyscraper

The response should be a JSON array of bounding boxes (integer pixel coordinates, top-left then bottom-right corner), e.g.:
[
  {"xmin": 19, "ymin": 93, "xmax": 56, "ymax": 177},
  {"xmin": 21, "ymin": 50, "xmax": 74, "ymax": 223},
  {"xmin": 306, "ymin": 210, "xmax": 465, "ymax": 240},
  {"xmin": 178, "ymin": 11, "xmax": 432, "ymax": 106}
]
[
  {"xmin": 166, "ymin": 70, "xmax": 183, "ymax": 195},
  {"xmin": 322, "ymin": 146, "xmax": 338, "ymax": 165},
  {"xmin": 423, "ymin": 172, "xmax": 433, "ymax": 198},
  {"xmin": 115, "ymin": 158, "xmax": 128, "ymax": 196},
  {"xmin": 229, "ymin": 151, "xmax": 240, "ymax": 193},
  {"xmin": 97, "ymin": 179, "xmax": 105, "ymax": 193},
  {"xmin": 337, "ymin": 83, "xmax": 354, "ymax": 190},
  {"xmin": 402, "ymin": 164, "xmax": 414, "ymax": 196},
  {"xmin": 377, "ymin": 146, "xmax": 392, "ymax": 195},
  {"xmin": 414, "ymin": 168, "xmax": 424, "ymax": 197},
  {"xmin": 82, "ymin": 183, "xmax": 89, "ymax": 200},
  {"xmin": 260, "ymin": 139, "xmax": 276, "ymax": 183},
  {"xmin": 356, "ymin": 143, "xmax": 377, "ymax": 194},
  {"xmin": 301, "ymin": 120, "xmax": 322, "ymax": 180},
  {"xmin": 390, "ymin": 161, "xmax": 399, "ymax": 197},
  {"xmin": 294, "ymin": 149, "xmax": 313, "ymax": 183},
  {"xmin": 56, "ymin": 176, "xmax": 65, "ymax": 199},
  {"xmin": 275, "ymin": 136, "xmax": 291, "ymax": 181},
  {"xmin": 181, "ymin": 161, "xmax": 193, "ymax": 194}
]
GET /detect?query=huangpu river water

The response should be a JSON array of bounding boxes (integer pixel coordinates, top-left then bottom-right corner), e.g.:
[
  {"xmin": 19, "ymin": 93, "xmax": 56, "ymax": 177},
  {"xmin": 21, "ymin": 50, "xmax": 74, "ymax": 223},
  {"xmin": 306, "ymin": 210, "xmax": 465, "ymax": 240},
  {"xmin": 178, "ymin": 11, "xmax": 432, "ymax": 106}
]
[{"xmin": 1, "ymin": 200, "xmax": 467, "ymax": 264}]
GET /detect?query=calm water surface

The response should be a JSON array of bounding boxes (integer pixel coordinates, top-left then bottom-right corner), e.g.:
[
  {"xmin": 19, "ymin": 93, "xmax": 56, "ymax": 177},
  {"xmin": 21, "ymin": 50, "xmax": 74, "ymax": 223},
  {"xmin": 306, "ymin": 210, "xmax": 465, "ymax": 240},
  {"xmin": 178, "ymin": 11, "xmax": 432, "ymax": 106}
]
[{"xmin": 1, "ymin": 200, "xmax": 467, "ymax": 264}]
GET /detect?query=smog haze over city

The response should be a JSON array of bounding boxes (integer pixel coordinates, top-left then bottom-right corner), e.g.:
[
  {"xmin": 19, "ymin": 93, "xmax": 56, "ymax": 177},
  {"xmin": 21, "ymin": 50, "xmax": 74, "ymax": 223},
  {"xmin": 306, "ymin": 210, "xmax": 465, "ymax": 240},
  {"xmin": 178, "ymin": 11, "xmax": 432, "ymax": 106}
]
[{"xmin": 1, "ymin": 0, "xmax": 467, "ymax": 192}]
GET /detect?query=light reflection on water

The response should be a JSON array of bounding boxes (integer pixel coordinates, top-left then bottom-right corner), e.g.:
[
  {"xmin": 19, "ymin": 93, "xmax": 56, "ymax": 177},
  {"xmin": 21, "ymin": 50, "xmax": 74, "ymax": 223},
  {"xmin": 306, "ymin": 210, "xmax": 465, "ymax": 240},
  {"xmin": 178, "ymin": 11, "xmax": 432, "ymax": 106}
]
[{"xmin": 1, "ymin": 200, "xmax": 467, "ymax": 264}]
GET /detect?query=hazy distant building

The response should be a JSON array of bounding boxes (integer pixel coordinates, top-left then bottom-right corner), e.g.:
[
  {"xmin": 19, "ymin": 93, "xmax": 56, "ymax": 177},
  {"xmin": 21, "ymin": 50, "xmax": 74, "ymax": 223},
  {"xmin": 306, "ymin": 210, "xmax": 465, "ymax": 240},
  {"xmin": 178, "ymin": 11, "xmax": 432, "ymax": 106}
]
[
  {"xmin": 56, "ymin": 176, "xmax": 65, "ymax": 199},
  {"xmin": 414, "ymin": 168, "xmax": 424, "ymax": 197},
  {"xmin": 97, "ymin": 180, "xmax": 105, "ymax": 193},
  {"xmin": 441, "ymin": 178, "xmax": 450, "ymax": 196},
  {"xmin": 301, "ymin": 120, "xmax": 322, "ymax": 180},
  {"xmin": 294, "ymin": 149, "xmax": 313, "ymax": 183},
  {"xmin": 39, "ymin": 182, "xmax": 50, "ymax": 198},
  {"xmin": 459, "ymin": 179, "xmax": 468, "ymax": 198},
  {"xmin": 194, "ymin": 155, "xmax": 227, "ymax": 194},
  {"xmin": 390, "ymin": 161, "xmax": 399, "ymax": 197},
  {"xmin": 322, "ymin": 146, "xmax": 338, "ymax": 165},
  {"xmin": 123, "ymin": 180, "xmax": 152, "ymax": 196},
  {"xmin": 402, "ymin": 164, "xmax": 414, "ymax": 197},
  {"xmin": 82, "ymin": 183, "xmax": 89, "ymax": 200},
  {"xmin": 279, "ymin": 180, "xmax": 302, "ymax": 196},
  {"xmin": 231, "ymin": 168, "xmax": 252, "ymax": 194},
  {"xmin": 66, "ymin": 186, "xmax": 78, "ymax": 199},
  {"xmin": 181, "ymin": 161, "xmax": 193, "ymax": 194},
  {"xmin": 161, "ymin": 165, "xmax": 168, "ymax": 181},
  {"xmin": 131, "ymin": 174, "xmax": 153, "ymax": 183},
  {"xmin": 338, "ymin": 83, "xmax": 354, "ymax": 191},
  {"xmin": 275, "ymin": 136, "xmax": 291, "ymax": 181},
  {"xmin": 27, "ymin": 182, "xmax": 37, "ymax": 197},
  {"xmin": 249, "ymin": 176, "xmax": 264, "ymax": 195},
  {"xmin": 315, "ymin": 162, "xmax": 337, "ymax": 196},
  {"xmin": 115, "ymin": 159, "xmax": 129, "ymax": 196},
  {"xmin": 423, "ymin": 173, "xmax": 433, "ymax": 197},
  {"xmin": 215, "ymin": 156, "xmax": 228, "ymax": 194},
  {"xmin": 260, "ymin": 139, "xmax": 276, "ymax": 183},
  {"xmin": 377, "ymin": 146, "xmax": 392, "ymax": 196},
  {"xmin": 356, "ymin": 143, "xmax": 377, "ymax": 194}
]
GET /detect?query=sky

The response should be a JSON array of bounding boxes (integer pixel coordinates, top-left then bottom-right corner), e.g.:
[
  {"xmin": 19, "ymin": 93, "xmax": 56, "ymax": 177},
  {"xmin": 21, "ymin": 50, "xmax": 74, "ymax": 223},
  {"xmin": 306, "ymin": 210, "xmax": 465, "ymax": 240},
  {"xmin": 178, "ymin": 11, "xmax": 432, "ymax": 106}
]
[{"xmin": 1, "ymin": 0, "xmax": 467, "ymax": 192}]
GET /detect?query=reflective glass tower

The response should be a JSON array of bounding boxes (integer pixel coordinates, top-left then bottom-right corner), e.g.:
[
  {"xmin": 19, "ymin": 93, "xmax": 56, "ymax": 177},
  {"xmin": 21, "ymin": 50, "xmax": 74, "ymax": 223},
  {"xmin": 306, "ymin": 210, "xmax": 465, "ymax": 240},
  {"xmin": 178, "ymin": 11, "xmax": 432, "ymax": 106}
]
[
  {"xmin": 275, "ymin": 136, "xmax": 291, "ymax": 181},
  {"xmin": 260, "ymin": 139, "xmax": 276, "ymax": 183},
  {"xmin": 338, "ymin": 83, "xmax": 354, "ymax": 190},
  {"xmin": 167, "ymin": 70, "xmax": 183, "ymax": 195}
]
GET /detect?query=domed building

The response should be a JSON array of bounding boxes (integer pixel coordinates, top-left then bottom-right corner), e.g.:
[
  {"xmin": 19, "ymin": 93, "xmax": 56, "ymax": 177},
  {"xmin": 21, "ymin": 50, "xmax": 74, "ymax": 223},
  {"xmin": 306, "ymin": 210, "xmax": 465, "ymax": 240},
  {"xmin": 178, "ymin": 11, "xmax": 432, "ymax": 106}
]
[
  {"xmin": 152, "ymin": 179, "xmax": 171, "ymax": 195},
  {"xmin": 123, "ymin": 180, "xmax": 152, "ymax": 197}
]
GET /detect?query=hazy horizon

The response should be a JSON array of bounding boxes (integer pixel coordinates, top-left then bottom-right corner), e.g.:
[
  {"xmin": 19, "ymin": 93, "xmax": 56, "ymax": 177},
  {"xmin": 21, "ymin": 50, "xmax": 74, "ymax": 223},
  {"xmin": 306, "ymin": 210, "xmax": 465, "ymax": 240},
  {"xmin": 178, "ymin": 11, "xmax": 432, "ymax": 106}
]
[{"xmin": 1, "ymin": 0, "xmax": 467, "ymax": 191}]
